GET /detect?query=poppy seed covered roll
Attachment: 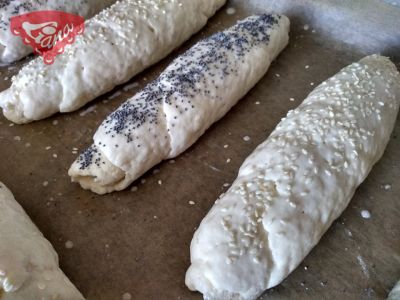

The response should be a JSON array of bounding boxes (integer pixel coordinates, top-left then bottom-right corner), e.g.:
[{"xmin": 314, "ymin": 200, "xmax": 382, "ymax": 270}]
[{"xmin": 69, "ymin": 14, "xmax": 290, "ymax": 194}]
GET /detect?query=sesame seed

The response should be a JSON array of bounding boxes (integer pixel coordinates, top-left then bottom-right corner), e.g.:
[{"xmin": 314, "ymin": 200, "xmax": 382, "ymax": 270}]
[
  {"xmin": 361, "ymin": 210, "xmax": 371, "ymax": 219},
  {"xmin": 65, "ymin": 240, "xmax": 74, "ymax": 249},
  {"xmin": 122, "ymin": 292, "xmax": 132, "ymax": 300}
]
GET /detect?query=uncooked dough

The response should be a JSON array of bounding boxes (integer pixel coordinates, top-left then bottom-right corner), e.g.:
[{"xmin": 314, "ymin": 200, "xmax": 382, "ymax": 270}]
[
  {"xmin": 0, "ymin": 182, "xmax": 84, "ymax": 300},
  {"xmin": 0, "ymin": 0, "xmax": 226, "ymax": 123},
  {"xmin": 388, "ymin": 280, "xmax": 400, "ymax": 300},
  {"xmin": 68, "ymin": 14, "xmax": 290, "ymax": 194},
  {"xmin": 185, "ymin": 54, "xmax": 400, "ymax": 300}
]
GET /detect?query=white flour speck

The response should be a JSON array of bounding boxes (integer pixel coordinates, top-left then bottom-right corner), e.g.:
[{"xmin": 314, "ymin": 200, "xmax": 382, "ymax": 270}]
[
  {"xmin": 223, "ymin": 144, "xmax": 229, "ymax": 148},
  {"xmin": 108, "ymin": 91, "xmax": 122, "ymax": 100},
  {"xmin": 383, "ymin": 184, "xmax": 392, "ymax": 190},
  {"xmin": 310, "ymin": 82, "xmax": 315, "ymax": 86},
  {"xmin": 14, "ymin": 136, "xmax": 21, "ymax": 141},
  {"xmin": 290, "ymin": 97, "xmax": 295, "ymax": 102},
  {"xmin": 207, "ymin": 164, "xmax": 221, "ymax": 172},
  {"xmin": 226, "ymin": 158, "xmax": 231, "ymax": 163},
  {"xmin": 79, "ymin": 105, "xmax": 97, "ymax": 117},
  {"xmin": 226, "ymin": 7, "xmax": 236, "ymax": 15},
  {"xmin": 305, "ymin": 65, "xmax": 310, "ymax": 69},
  {"xmin": 42, "ymin": 181, "xmax": 49, "ymax": 187},
  {"xmin": 243, "ymin": 136, "xmax": 251, "ymax": 142},
  {"xmin": 255, "ymin": 101, "xmax": 260, "ymax": 105},
  {"xmin": 53, "ymin": 153, "xmax": 58, "ymax": 158},
  {"xmin": 275, "ymin": 73, "xmax": 280, "ymax": 78},
  {"xmin": 361, "ymin": 210, "xmax": 371, "ymax": 219},
  {"xmin": 52, "ymin": 120, "xmax": 58, "ymax": 125},
  {"xmin": 123, "ymin": 82, "xmax": 139, "ymax": 92},
  {"xmin": 345, "ymin": 228, "xmax": 353, "ymax": 237},
  {"xmin": 158, "ymin": 180, "xmax": 162, "ymax": 185},
  {"xmin": 357, "ymin": 255, "xmax": 369, "ymax": 278},
  {"xmin": 65, "ymin": 240, "xmax": 74, "ymax": 249},
  {"xmin": 189, "ymin": 201, "xmax": 195, "ymax": 205},
  {"xmin": 122, "ymin": 293, "xmax": 132, "ymax": 300},
  {"xmin": 223, "ymin": 183, "xmax": 230, "ymax": 187},
  {"xmin": 303, "ymin": 24, "xmax": 310, "ymax": 31},
  {"xmin": 45, "ymin": 146, "xmax": 51, "ymax": 150}
]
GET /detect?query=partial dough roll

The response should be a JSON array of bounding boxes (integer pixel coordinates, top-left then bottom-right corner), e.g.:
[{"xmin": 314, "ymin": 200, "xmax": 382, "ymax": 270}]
[
  {"xmin": 0, "ymin": 182, "xmax": 84, "ymax": 299},
  {"xmin": 68, "ymin": 14, "xmax": 290, "ymax": 194},
  {"xmin": 0, "ymin": 0, "xmax": 116, "ymax": 64},
  {"xmin": 185, "ymin": 55, "xmax": 400, "ymax": 300},
  {"xmin": 0, "ymin": 0, "xmax": 226, "ymax": 124},
  {"xmin": 388, "ymin": 280, "xmax": 400, "ymax": 300}
]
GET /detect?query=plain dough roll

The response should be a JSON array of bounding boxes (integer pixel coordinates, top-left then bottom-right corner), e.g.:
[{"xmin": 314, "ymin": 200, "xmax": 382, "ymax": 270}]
[
  {"xmin": 0, "ymin": 182, "xmax": 84, "ymax": 299},
  {"xmin": 68, "ymin": 14, "xmax": 290, "ymax": 194},
  {"xmin": 0, "ymin": 0, "xmax": 226, "ymax": 124},
  {"xmin": 0, "ymin": 0, "xmax": 117, "ymax": 64},
  {"xmin": 185, "ymin": 54, "xmax": 400, "ymax": 300}
]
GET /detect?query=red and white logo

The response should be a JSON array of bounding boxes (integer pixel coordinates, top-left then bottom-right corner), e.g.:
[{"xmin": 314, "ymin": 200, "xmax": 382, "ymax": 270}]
[{"xmin": 11, "ymin": 11, "xmax": 85, "ymax": 64}]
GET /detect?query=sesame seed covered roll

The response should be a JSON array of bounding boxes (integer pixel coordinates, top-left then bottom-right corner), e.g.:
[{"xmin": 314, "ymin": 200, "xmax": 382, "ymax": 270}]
[
  {"xmin": 0, "ymin": 182, "xmax": 84, "ymax": 299},
  {"xmin": 0, "ymin": 0, "xmax": 226, "ymax": 123},
  {"xmin": 68, "ymin": 14, "xmax": 290, "ymax": 194},
  {"xmin": 185, "ymin": 54, "xmax": 400, "ymax": 300}
]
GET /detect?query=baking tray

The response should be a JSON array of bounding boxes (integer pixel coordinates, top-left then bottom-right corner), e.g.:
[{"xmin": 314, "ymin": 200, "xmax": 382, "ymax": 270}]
[{"xmin": 0, "ymin": 0, "xmax": 399, "ymax": 299}]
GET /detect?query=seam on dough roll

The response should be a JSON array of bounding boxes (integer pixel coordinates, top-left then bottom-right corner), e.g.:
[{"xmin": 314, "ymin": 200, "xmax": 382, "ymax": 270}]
[
  {"xmin": 0, "ymin": 0, "xmax": 226, "ymax": 124},
  {"xmin": 68, "ymin": 14, "xmax": 290, "ymax": 194},
  {"xmin": 0, "ymin": 0, "xmax": 117, "ymax": 64},
  {"xmin": 185, "ymin": 54, "xmax": 400, "ymax": 300},
  {"xmin": 0, "ymin": 182, "xmax": 84, "ymax": 300}
]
